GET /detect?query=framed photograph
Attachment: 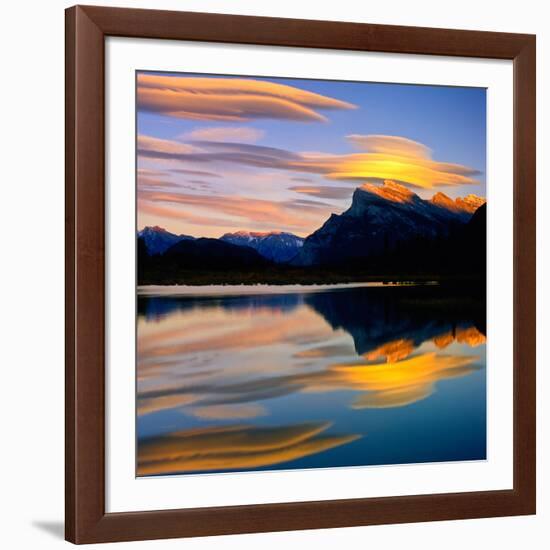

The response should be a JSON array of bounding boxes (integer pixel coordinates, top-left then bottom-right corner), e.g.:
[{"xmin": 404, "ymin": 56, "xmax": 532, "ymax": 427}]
[{"xmin": 65, "ymin": 5, "xmax": 536, "ymax": 544}]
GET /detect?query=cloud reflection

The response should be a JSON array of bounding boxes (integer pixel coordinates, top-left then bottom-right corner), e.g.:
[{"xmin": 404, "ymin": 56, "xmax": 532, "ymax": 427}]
[
  {"xmin": 137, "ymin": 292, "xmax": 485, "ymax": 419},
  {"xmin": 137, "ymin": 288, "xmax": 486, "ymax": 475},
  {"xmin": 138, "ymin": 422, "xmax": 360, "ymax": 475},
  {"xmin": 331, "ymin": 352, "xmax": 479, "ymax": 409}
]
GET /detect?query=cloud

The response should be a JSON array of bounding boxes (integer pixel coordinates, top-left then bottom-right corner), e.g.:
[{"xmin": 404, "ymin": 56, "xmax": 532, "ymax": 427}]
[
  {"xmin": 138, "ymin": 200, "xmax": 249, "ymax": 229},
  {"xmin": 347, "ymin": 134, "xmax": 432, "ymax": 158},
  {"xmin": 334, "ymin": 353, "xmax": 479, "ymax": 409},
  {"xmin": 293, "ymin": 343, "xmax": 355, "ymax": 358},
  {"xmin": 137, "ymin": 73, "xmax": 356, "ymax": 122},
  {"xmin": 139, "ymin": 189, "xmax": 333, "ymax": 231},
  {"xmin": 290, "ymin": 185, "xmax": 355, "ymax": 200},
  {"xmin": 138, "ymin": 349, "xmax": 479, "ymax": 414},
  {"xmin": 138, "ymin": 394, "xmax": 197, "ymax": 417},
  {"xmin": 182, "ymin": 126, "xmax": 265, "ymax": 143},
  {"xmin": 137, "ymin": 175, "xmax": 175, "ymax": 188},
  {"xmin": 138, "ymin": 168, "xmax": 167, "ymax": 177},
  {"xmin": 136, "ymin": 289, "xmax": 485, "ymax": 426},
  {"xmin": 187, "ymin": 179, "xmax": 212, "ymax": 187},
  {"xmin": 137, "ymin": 422, "xmax": 360, "ymax": 475},
  {"xmin": 138, "ymin": 134, "xmax": 194, "ymax": 155},
  {"xmin": 138, "ymin": 134, "xmax": 481, "ymax": 189},
  {"xmin": 169, "ymin": 168, "xmax": 222, "ymax": 178}
]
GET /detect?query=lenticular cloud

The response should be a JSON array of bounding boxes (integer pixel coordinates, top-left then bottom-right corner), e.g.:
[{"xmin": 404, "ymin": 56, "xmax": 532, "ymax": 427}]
[{"xmin": 137, "ymin": 74, "xmax": 357, "ymax": 122}]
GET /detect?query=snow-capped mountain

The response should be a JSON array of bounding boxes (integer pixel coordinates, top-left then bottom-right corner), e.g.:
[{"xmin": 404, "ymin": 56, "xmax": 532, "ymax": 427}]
[
  {"xmin": 220, "ymin": 231, "xmax": 304, "ymax": 263},
  {"xmin": 138, "ymin": 226, "xmax": 194, "ymax": 255}
]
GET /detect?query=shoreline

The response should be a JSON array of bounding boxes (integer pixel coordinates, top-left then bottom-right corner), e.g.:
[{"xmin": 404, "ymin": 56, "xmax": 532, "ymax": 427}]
[{"xmin": 137, "ymin": 281, "xmax": 438, "ymax": 297}]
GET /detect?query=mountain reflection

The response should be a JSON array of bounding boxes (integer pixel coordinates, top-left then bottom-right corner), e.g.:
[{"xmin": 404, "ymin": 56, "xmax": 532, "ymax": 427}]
[
  {"xmin": 303, "ymin": 285, "xmax": 485, "ymax": 355},
  {"xmin": 138, "ymin": 292, "xmax": 303, "ymax": 322},
  {"xmin": 137, "ymin": 285, "xmax": 487, "ymax": 475}
]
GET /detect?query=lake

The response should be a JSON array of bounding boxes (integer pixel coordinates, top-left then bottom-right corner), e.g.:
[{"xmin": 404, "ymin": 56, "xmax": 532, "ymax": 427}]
[{"xmin": 137, "ymin": 284, "xmax": 486, "ymax": 477}]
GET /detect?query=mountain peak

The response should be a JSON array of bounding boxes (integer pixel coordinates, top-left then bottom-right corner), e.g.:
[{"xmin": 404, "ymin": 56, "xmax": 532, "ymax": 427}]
[
  {"xmin": 455, "ymin": 194, "xmax": 486, "ymax": 213},
  {"xmin": 431, "ymin": 192, "xmax": 455, "ymax": 209},
  {"xmin": 140, "ymin": 225, "xmax": 168, "ymax": 234},
  {"xmin": 138, "ymin": 226, "xmax": 194, "ymax": 255},
  {"xmin": 360, "ymin": 180, "xmax": 416, "ymax": 204},
  {"xmin": 229, "ymin": 230, "xmax": 284, "ymax": 238},
  {"xmin": 431, "ymin": 192, "xmax": 486, "ymax": 214}
]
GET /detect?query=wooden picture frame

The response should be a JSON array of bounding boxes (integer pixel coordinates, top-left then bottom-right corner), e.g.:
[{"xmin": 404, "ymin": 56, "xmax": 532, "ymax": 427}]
[{"xmin": 65, "ymin": 5, "xmax": 536, "ymax": 544}]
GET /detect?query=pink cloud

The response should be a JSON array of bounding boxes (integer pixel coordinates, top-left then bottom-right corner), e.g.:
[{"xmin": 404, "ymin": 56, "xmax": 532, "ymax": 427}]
[
  {"xmin": 182, "ymin": 126, "xmax": 265, "ymax": 143},
  {"xmin": 137, "ymin": 74, "xmax": 356, "ymax": 122}
]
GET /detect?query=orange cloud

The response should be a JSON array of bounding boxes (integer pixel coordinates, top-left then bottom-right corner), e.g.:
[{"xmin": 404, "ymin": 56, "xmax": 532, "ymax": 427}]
[
  {"xmin": 137, "ymin": 74, "xmax": 356, "ymax": 122},
  {"xmin": 320, "ymin": 153, "xmax": 479, "ymax": 187}
]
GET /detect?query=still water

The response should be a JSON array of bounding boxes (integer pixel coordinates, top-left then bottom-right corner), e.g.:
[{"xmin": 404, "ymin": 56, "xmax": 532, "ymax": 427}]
[{"xmin": 137, "ymin": 284, "xmax": 486, "ymax": 477}]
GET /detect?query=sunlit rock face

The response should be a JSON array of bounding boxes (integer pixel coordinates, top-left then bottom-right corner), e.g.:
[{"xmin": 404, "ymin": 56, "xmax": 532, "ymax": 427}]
[
  {"xmin": 456, "ymin": 194, "xmax": 486, "ymax": 213},
  {"xmin": 360, "ymin": 180, "xmax": 416, "ymax": 204},
  {"xmin": 431, "ymin": 191, "xmax": 486, "ymax": 215},
  {"xmin": 291, "ymin": 180, "xmax": 484, "ymax": 267}
]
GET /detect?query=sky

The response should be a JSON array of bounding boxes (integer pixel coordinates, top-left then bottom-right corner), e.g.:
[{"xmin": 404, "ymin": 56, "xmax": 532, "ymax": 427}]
[{"xmin": 137, "ymin": 71, "xmax": 486, "ymax": 238}]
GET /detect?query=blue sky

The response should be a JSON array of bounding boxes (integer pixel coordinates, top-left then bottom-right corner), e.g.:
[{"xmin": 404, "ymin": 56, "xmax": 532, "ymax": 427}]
[{"xmin": 137, "ymin": 71, "xmax": 486, "ymax": 237}]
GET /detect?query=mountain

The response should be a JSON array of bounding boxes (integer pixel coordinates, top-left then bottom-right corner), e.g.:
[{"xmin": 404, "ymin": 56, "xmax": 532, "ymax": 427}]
[
  {"xmin": 137, "ymin": 182, "xmax": 486, "ymax": 284},
  {"xmin": 220, "ymin": 231, "xmax": 304, "ymax": 263},
  {"xmin": 138, "ymin": 226, "xmax": 194, "ymax": 255},
  {"xmin": 291, "ymin": 181, "xmax": 484, "ymax": 268},
  {"xmin": 161, "ymin": 238, "xmax": 270, "ymax": 271},
  {"xmin": 456, "ymin": 202, "xmax": 486, "ymax": 277}
]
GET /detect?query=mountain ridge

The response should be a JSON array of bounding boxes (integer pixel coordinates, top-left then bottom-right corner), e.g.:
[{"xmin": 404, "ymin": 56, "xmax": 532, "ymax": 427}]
[
  {"xmin": 221, "ymin": 231, "xmax": 304, "ymax": 263},
  {"xmin": 138, "ymin": 226, "xmax": 194, "ymax": 255},
  {"xmin": 291, "ymin": 181, "xmax": 484, "ymax": 267},
  {"xmin": 137, "ymin": 181, "xmax": 486, "ymax": 283}
]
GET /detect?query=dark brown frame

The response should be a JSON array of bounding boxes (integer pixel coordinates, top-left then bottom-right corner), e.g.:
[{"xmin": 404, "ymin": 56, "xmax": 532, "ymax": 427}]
[{"xmin": 65, "ymin": 5, "xmax": 536, "ymax": 544}]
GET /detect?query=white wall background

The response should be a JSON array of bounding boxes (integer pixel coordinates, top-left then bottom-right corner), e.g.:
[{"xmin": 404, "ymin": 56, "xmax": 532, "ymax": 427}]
[{"xmin": 1, "ymin": 1, "xmax": 547, "ymax": 548}]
